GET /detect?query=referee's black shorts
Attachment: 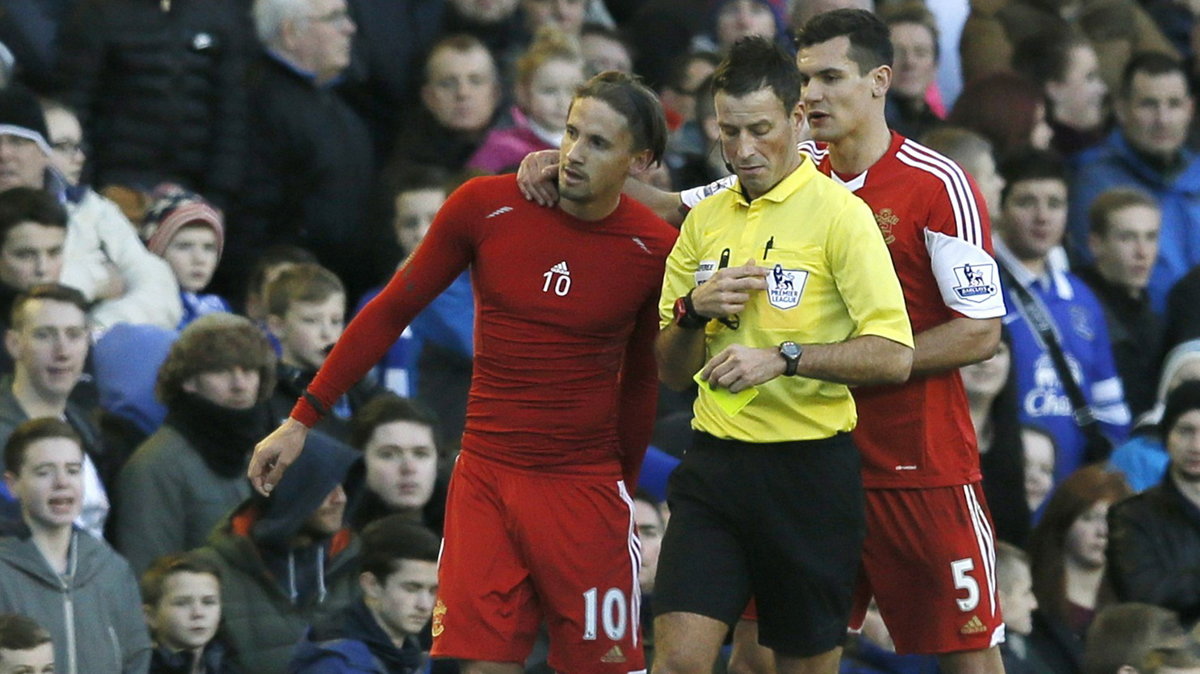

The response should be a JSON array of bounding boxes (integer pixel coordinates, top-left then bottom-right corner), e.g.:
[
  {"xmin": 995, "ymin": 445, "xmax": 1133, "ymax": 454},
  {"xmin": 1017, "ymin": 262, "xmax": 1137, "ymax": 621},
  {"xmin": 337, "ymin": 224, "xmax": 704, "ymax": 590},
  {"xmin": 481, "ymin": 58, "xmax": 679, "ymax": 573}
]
[{"xmin": 653, "ymin": 430, "xmax": 866, "ymax": 657}]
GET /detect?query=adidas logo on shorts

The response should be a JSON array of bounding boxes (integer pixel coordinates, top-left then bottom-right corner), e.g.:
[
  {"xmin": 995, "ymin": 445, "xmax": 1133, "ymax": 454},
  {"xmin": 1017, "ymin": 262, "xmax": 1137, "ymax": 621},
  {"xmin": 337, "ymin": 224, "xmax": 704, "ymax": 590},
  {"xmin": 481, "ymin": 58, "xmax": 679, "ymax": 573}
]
[
  {"xmin": 959, "ymin": 615, "xmax": 986, "ymax": 635},
  {"xmin": 601, "ymin": 645, "xmax": 626, "ymax": 663}
]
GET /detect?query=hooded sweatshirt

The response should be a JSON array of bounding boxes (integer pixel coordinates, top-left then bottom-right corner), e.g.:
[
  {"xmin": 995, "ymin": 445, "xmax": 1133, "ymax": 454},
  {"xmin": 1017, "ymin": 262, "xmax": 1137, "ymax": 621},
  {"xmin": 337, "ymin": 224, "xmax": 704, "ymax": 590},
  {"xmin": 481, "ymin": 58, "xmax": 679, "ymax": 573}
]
[
  {"xmin": 0, "ymin": 528, "xmax": 151, "ymax": 674},
  {"xmin": 192, "ymin": 432, "xmax": 363, "ymax": 674}
]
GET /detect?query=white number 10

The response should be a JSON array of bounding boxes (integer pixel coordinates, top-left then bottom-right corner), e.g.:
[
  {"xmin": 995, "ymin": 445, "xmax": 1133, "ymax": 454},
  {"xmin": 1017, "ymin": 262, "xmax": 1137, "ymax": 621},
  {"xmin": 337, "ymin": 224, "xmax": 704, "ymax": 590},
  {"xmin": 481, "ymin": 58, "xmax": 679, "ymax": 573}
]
[
  {"xmin": 542, "ymin": 271, "xmax": 571, "ymax": 296},
  {"xmin": 582, "ymin": 587, "xmax": 628, "ymax": 641},
  {"xmin": 950, "ymin": 558, "xmax": 980, "ymax": 612}
]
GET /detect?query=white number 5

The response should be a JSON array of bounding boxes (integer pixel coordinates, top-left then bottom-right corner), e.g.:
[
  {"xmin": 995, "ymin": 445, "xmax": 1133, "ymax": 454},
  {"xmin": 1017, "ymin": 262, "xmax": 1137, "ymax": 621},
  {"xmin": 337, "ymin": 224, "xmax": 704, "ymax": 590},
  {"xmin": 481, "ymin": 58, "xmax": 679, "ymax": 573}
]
[{"xmin": 950, "ymin": 558, "xmax": 979, "ymax": 612}]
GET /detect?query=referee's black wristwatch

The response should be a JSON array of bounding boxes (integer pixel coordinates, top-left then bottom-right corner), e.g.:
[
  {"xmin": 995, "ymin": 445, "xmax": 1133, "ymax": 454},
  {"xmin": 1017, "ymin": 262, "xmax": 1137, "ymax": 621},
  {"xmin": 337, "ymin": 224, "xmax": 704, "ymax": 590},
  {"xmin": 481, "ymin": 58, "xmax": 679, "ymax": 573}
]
[
  {"xmin": 779, "ymin": 341, "xmax": 802, "ymax": 376},
  {"xmin": 673, "ymin": 290, "xmax": 709, "ymax": 330}
]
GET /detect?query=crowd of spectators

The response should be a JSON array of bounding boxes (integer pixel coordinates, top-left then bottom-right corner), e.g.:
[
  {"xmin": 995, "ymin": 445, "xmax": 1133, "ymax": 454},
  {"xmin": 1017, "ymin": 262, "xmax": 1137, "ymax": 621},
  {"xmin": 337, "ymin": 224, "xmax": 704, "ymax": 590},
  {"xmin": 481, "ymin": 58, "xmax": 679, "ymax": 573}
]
[{"xmin": 0, "ymin": 0, "xmax": 1198, "ymax": 671}]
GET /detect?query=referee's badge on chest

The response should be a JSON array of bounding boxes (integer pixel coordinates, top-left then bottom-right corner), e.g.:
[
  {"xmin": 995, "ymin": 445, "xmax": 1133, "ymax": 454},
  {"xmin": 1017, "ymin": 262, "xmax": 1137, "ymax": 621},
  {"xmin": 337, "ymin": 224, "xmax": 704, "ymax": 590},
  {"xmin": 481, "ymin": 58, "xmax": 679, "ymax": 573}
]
[{"xmin": 766, "ymin": 264, "xmax": 808, "ymax": 309}]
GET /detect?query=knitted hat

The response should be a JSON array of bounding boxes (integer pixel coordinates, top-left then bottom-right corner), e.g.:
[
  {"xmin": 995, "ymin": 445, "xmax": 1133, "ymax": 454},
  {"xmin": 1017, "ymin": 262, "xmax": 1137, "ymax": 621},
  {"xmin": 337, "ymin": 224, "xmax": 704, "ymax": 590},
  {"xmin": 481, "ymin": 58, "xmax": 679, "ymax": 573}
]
[
  {"xmin": 0, "ymin": 84, "xmax": 51, "ymax": 154},
  {"xmin": 141, "ymin": 183, "xmax": 225, "ymax": 260},
  {"xmin": 1161, "ymin": 380, "xmax": 1200, "ymax": 437}
]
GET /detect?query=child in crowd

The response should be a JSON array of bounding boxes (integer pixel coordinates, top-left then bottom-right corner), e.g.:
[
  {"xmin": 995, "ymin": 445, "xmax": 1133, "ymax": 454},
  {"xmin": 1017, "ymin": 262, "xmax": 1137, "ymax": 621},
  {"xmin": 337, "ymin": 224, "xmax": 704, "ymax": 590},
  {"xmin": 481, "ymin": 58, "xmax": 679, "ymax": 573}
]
[
  {"xmin": 996, "ymin": 541, "xmax": 1051, "ymax": 673},
  {"xmin": 142, "ymin": 553, "xmax": 238, "ymax": 674},
  {"xmin": 0, "ymin": 418, "xmax": 150, "ymax": 673},
  {"xmin": 467, "ymin": 28, "xmax": 586, "ymax": 173},
  {"xmin": 348, "ymin": 394, "xmax": 445, "ymax": 535},
  {"xmin": 1027, "ymin": 466, "xmax": 1132, "ymax": 671},
  {"xmin": 290, "ymin": 515, "xmax": 439, "ymax": 674},
  {"xmin": 265, "ymin": 263, "xmax": 387, "ymax": 439},
  {"xmin": 140, "ymin": 185, "xmax": 231, "ymax": 330},
  {"xmin": 0, "ymin": 613, "xmax": 54, "ymax": 674}
]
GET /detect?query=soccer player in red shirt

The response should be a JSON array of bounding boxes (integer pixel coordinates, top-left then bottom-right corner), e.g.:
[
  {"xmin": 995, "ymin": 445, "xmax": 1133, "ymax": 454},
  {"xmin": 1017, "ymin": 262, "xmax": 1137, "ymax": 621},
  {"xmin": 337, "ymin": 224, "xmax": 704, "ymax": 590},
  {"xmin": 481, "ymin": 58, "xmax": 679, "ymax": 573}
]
[
  {"xmin": 247, "ymin": 71, "xmax": 679, "ymax": 674},
  {"xmin": 517, "ymin": 12, "xmax": 1008, "ymax": 674},
  {"xmin": 765, "ymin": 11, "xmax": 1007, "ymax": 672}
]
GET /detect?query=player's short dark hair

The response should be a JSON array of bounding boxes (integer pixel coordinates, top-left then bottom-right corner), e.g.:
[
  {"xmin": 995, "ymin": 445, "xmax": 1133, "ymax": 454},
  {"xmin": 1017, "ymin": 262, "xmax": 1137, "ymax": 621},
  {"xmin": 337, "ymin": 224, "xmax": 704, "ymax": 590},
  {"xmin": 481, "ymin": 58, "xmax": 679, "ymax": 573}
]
[
  {"xmin": 359, "ymin": 514, "xmax": 441, "ymax": 582},
  {"xmin": 0, "ymin": 187, "xmax": 67, "ymax": 249},
  {"xmin": 0, "ymin": 613, "xmax": 51, "ymax": 656},
  {"xmin": 348, "ymin": 394, "xmax": 439, "ymax": 451},
  {"xmin": 573, "ymin": 70, "xmax": 668, "ymax": 166},
  {"xmin": 3, "ymin": 417, "xmax": 80, "ymax": 477},
  {"xmin": 1088, "ymin": 187, "xmax": 1159, "ymax": 237},
  {"xmin": 1120, "ymin": 51, "xmax": 1190, "ymax": 100},
  {"xmin": 9, "ymin": 283, "xmax": 88, "ymax": 331},
  {"xmin": 713, "ymin": 36, "xmax": 802, "ymax": 116},
  {"xmin": 140, "ymin": 553, "xmax": 223, "ymax": 608},
  {"xmin": 999, "ymin": 149, "xmax": 1067, "ymax": 204},
  {"xmin": 264, "ymin": 262, "xmax": 345, "ymax": 318},
  {"xmin": 794, "ymin": 8, "xmax": 893, "ymax": 75},
  {"xmin": 1083, "ymin": 603, "xmax": 1187, "ymax": 674}
]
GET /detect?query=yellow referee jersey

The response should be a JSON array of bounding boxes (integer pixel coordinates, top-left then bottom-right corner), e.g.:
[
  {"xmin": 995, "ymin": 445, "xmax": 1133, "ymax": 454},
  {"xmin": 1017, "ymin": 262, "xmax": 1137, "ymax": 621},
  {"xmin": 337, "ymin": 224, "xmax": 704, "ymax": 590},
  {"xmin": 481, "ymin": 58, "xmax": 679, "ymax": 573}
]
[{"xmin": 659, "ymin": 158, "xmax": 913, "ymax": 442}]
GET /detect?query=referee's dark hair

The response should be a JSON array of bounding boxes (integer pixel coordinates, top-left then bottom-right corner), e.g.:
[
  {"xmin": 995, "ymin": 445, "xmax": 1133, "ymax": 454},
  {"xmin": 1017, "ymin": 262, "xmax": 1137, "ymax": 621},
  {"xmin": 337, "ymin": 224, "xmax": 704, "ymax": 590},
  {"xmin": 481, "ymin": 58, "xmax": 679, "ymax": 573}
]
[
  {"xmin": 794, "ymin": 8, "xmax": 893, "ymax": 75},
  {"xmin": 713, "ymin": 36, "xmax": 802, "ymax": 116},
  {"xmin": 573, "ymin": 70, "xmax": 668, "ymax": 167}
]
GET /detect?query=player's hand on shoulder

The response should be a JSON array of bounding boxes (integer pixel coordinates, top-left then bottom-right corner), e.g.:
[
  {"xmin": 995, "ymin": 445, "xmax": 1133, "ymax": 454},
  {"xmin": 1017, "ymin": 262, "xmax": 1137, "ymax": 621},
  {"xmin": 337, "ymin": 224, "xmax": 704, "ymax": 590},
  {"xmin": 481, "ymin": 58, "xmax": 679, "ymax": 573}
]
[
  {"xmin": 692, "ymin": 260, "xmax": 767, "ymax": 318},
  {"xmin": 702, "ymin": 344, "xmax": 785, "ymax": 392},
  {"xmin": 248, "ymin": 418, "xmax": 309, "ymax": 496},
  {"xmin": 516, "ymin": 149, "xmax": 561, "ymax": 207}
]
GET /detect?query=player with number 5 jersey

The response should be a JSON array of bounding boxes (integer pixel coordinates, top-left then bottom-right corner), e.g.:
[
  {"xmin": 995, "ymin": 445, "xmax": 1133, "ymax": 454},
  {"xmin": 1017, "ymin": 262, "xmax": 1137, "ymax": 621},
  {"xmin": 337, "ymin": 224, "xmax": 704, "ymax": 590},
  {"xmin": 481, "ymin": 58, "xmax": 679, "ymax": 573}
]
[
  {"xmin": 675, "ymin": 11, "xmax": 1009, "ymax": 672},
  {"xmin": 247, "ymin": 72, "xmax": 679, "ymax": 674}
]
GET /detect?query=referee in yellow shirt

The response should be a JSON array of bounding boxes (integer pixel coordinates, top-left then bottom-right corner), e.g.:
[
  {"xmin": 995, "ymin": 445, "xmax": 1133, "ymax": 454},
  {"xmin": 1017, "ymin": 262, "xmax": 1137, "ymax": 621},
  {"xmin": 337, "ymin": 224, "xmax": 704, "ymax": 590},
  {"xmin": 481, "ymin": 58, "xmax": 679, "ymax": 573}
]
[{"xmin": 652, "ymin": 38, "xmax": 913, "ymax": 674}]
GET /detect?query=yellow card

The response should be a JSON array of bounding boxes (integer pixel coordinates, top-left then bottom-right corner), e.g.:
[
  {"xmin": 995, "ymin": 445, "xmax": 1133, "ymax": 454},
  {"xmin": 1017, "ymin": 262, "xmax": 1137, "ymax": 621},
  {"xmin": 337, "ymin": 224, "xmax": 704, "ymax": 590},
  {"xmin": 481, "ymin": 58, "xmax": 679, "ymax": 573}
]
[{"xmin": 693, "ymin": 370, "xmax": 759, "ymax": 416}]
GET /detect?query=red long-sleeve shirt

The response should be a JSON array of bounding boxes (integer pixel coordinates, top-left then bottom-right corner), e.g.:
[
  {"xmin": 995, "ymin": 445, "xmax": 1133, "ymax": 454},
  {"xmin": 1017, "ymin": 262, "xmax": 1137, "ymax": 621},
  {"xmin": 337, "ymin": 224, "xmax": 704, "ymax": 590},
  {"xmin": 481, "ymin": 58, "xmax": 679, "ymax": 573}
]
[{"xmin": 294, "ymin": 175, "xmax": 677, "ymax": 481}]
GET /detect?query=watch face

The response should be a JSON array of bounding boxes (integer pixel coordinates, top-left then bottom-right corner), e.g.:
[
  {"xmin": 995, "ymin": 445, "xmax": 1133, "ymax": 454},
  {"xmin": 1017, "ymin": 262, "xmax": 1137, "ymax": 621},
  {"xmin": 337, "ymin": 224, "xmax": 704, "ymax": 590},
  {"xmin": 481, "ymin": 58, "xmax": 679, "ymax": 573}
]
[{"xmin": 781, "ymin": 341, "xmax": 800, "ymax": 359}]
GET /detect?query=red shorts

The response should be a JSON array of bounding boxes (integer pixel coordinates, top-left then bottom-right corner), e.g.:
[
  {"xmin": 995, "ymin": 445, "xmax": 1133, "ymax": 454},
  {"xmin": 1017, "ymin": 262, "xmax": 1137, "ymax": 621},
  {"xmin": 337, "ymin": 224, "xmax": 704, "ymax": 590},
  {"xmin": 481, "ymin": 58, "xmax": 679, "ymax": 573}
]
[
  {"xmin": 850, "ymin": 483, "xmax": 1004, "ymax": 654},
  {"xmin": 431, "ymin": 452, "xmax": 646, "ymax": 672}
]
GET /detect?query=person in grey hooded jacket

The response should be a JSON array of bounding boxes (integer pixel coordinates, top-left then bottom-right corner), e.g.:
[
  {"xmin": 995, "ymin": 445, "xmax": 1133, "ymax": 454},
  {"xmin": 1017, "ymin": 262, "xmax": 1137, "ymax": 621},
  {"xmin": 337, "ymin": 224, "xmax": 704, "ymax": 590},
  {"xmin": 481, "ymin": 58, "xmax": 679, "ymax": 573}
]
[
  {"xmin": 0, "ymin": 417, "xmax": 151, "ymax": 674},
  {"xmin": 192, "ymin": 430, "xmax": 363, "ymax": 674}
]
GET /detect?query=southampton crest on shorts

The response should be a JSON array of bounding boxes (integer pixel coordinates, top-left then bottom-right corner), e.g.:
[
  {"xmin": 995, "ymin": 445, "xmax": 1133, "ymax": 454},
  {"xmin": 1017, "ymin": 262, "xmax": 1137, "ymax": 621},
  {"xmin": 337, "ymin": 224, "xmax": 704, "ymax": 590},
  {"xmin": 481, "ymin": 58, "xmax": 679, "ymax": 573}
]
[
  {"xmin": 952, "ymin": 263, "xmax": 998, "ymax": 303},
  {"xmin": 766, "ymin": 264, "xmax": 808, "ymax": 309}
]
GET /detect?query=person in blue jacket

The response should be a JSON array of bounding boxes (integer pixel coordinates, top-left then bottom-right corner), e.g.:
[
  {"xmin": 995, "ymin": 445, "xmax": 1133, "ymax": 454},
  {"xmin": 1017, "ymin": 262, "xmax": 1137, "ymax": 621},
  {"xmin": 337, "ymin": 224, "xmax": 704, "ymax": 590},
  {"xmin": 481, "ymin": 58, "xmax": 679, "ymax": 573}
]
[
  {"xmin": 1067, "ymin": 52, "xmax": 1200, "ymax": 314},
  {"xmin": 290, "ymin": 514, "xmax": 438, "ymax": 674},
  {"xmin": 997, "ymin": 150, "xmax": 1131, "ymax": 483}
]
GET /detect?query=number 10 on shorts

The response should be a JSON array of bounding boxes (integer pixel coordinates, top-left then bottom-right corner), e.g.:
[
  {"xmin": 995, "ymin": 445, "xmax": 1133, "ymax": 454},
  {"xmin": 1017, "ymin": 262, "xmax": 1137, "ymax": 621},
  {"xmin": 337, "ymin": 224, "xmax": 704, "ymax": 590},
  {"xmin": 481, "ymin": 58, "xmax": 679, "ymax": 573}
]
[{"xmin": 582, "ymin": 587, "xmax": 629, "ymax": 640}]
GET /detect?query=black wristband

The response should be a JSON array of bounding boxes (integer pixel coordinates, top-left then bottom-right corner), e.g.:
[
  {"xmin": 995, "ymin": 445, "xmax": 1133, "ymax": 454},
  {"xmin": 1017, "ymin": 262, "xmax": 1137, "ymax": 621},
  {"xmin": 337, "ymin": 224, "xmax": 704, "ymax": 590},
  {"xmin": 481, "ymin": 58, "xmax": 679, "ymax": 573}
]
[
  {"xmin": 676, "ymin": 290, "xmax": 709, "ymax": 330},
  {"xmin": 302, "ymin": 390, "xmax": 331, "ymax": 418}
]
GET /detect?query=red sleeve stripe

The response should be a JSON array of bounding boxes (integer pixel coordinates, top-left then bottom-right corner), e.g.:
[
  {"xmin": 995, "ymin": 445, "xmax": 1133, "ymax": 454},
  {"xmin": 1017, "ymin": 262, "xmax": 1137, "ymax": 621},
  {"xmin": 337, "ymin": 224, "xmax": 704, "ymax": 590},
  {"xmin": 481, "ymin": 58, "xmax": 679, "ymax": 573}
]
[{"xmin": 896, "ymin": 139, "xmax": 984, "ymax": 248}]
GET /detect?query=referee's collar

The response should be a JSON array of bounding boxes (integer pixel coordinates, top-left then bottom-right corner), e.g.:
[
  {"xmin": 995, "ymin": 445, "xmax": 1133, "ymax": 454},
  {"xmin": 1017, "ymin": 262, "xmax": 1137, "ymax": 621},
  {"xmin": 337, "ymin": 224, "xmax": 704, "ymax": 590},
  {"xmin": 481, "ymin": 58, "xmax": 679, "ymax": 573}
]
[{"xmin": 731, "ymin": 154, "xmax": 816, "ymax": 207}]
